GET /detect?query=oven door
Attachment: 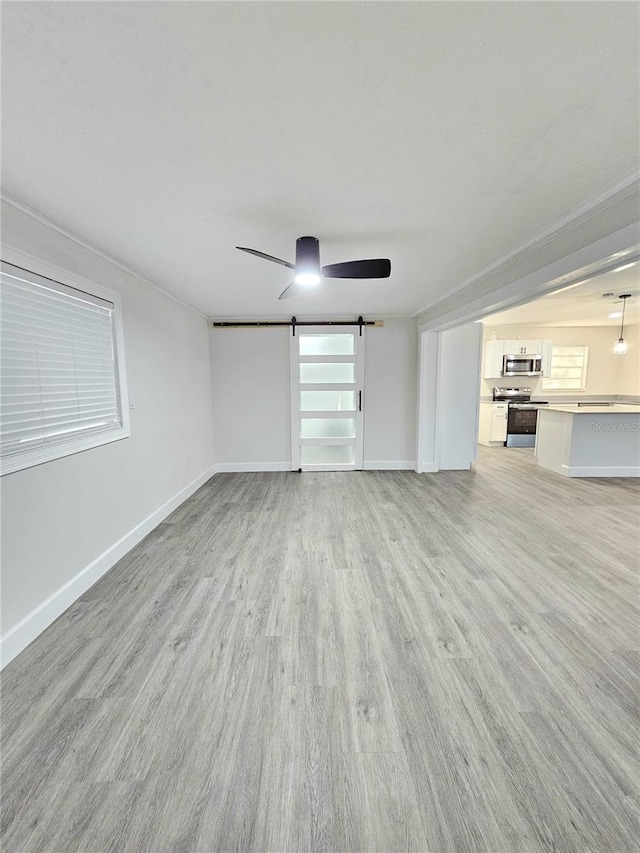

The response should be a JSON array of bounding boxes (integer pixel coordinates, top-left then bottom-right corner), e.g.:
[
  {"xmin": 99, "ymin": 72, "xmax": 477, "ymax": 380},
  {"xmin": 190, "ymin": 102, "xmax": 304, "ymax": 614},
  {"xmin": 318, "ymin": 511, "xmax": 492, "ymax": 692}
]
[
  {"xmin": 502, "ymin": 355, "xmax": 542, "ymax": 376},
  {"xmin": 506, "ymin": 405, "xmax": 538, "ymax": 447}
]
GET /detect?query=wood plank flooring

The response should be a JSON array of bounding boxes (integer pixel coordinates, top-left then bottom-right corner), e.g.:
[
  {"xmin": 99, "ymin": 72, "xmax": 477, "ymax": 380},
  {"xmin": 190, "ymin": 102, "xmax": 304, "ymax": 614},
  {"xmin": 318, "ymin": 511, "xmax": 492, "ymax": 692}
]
[{"xmin": 2, "ymin": 448, "xmax": 639, "ymax": 852}]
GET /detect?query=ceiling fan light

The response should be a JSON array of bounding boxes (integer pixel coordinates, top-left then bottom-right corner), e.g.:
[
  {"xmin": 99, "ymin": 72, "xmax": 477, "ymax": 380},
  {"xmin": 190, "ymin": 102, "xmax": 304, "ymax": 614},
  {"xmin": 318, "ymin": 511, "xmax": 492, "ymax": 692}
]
[
  {"xmin": 613, "ymin": 338, "xmax": 628, "ymax": 355},
  {"xmin": 294, "ymin": 236, "xmax": 321, "ymax": 287},
  {"xmin": 295, "ymin": 271, "xmax": 321, "ymax": 287}
]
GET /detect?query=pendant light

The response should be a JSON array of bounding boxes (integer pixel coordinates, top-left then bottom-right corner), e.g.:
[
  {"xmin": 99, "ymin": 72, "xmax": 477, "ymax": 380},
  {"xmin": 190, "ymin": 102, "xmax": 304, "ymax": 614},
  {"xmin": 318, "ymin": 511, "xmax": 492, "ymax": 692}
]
[{"xmin": 613, "ymin": 294, "xmax": 631, "ymax": 355}]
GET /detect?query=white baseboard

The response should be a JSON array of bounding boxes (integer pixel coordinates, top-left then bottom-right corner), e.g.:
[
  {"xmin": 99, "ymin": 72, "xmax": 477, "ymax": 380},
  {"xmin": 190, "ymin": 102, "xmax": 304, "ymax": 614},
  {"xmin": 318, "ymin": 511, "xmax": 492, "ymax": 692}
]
[
  {"xmin": 218, "ymin": 460, "xmax": 418, "ymax": 472},
  {"xmin": 0, "ymin": 463, "xmax": 218, "ymax": 669},
  {"xmin": 363, "ymin": 460, "xmax": 416, "ymax": 470},
  {"xmin": 416, "ymin": 462, "xmax": 438, "ymax": 473},
  {"xmin": 215, "ymin": 462, "xmax": 291, "ymax": 472},
  {"xmin": 564, "ymin": 464, "xmax": 640, "ymax": 478}
]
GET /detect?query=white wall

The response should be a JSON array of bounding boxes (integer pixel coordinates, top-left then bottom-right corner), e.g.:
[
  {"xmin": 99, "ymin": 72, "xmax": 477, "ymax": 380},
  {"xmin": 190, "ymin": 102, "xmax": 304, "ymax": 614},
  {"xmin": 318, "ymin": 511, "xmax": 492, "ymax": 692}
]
[
  {"xmin": 436, "ymin": 324, "xmax": 483, "ymax": 470},
  {"xmin": 616, "ymin": 323, "xmax": 639, "ymax": 396},
  {"xmin": 416, "ymin": 332, "xmax": 439, "ymax": 472},
  {"xmin": 481, "ymin": 323, "xmax": 640, "ymax": 399},
  {"xmin": 210, "ymin": 328, "xmax": 291, "ymax": 471},
  {"xmin": 362, "ymin": 318, "xmax": 418, "ymax": 468},
  {"xmin": 416, "ymin": 323, "xmax": 483, "ymax": 472},
  {"xmin": 209, "ymin": 317, "xmax": 418, "ymax": 470},
  {"xmin": 1, "ymin": 200, "xmax": 216, "ymax": 664}
]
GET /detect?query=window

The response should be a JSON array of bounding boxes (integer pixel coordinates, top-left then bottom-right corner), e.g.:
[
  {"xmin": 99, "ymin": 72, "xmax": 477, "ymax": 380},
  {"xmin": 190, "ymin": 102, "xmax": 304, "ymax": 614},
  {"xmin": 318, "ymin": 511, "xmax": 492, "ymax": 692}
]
[
  {"xmin": 542, "ymin": 346, "xmax": 589, "ymax": 391},
  {"xmin": 1, "ymin": 260, "xmax": 130, "ymax": 475}
]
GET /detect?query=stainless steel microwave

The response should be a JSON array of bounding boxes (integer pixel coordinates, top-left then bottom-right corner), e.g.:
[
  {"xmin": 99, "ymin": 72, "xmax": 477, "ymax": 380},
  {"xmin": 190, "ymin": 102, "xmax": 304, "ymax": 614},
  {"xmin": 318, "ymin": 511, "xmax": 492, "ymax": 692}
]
[{"xmin": 502, "ymin": 354, "xmax": 543, "ymax": 377}]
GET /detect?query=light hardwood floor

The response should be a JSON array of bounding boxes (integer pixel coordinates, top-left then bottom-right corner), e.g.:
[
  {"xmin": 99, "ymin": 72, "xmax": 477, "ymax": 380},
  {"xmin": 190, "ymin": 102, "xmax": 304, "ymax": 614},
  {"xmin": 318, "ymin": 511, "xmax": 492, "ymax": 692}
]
[{"xmin": 2, "ymin": 448, "xmax": 639, "ymax": 852}]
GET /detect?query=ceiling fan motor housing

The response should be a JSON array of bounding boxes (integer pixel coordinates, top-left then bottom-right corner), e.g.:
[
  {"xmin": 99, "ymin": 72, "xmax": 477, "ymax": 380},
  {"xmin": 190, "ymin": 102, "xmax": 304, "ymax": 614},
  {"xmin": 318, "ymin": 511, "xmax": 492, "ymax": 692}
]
[
  {"xmin": 235, "ymin": 236, "xmax": 391, "ymax": 300},
  {"xmin": 296, "ymin": 236, "xmax": 321, "ymax": 274}
]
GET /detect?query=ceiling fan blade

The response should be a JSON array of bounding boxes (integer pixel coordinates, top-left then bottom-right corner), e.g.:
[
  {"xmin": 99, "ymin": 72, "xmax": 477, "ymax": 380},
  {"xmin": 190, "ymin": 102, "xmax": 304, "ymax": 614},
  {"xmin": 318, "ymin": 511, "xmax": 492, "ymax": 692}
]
[
  {"xmin": 236, "ymin": 246, "xmax": 295, "ymax": 270},
  {"xmin": 321, "ymin": 259, "xmax": 391, "ymax": 279},
  {"xmin": 278, "ymin": 281, "xmax": 305, "ymax": 300}
]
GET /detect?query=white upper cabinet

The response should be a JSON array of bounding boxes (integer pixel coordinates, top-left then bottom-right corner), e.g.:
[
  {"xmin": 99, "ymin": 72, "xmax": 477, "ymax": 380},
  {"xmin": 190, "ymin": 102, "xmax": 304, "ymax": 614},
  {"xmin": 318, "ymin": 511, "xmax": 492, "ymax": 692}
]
[
  {"xmin": 541, "ymin": 339, "xmax": 553, "ymax": 377},
  {"xmin": 483, "ymin": 340, "xmax": 505, "ymax": 378},
  {"xmin": 501, "ymin": 339, "xmax": 542, "ymax": 355}
]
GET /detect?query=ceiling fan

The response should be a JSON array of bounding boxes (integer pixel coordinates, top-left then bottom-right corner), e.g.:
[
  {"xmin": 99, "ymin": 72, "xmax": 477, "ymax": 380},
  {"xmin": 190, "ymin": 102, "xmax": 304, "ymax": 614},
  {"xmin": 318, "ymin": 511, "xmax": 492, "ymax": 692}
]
[{"xmin": 236, "ymin": 236, "xmax": 391, "ymax": 300}]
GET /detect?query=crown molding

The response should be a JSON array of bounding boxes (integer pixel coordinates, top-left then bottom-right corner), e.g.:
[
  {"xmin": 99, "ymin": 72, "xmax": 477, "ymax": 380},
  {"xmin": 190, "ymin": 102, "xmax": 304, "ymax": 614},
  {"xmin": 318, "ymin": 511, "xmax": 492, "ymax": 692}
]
[{"xmin": 1, "ymin": 193, "xmax": 207, "ymax": 319}]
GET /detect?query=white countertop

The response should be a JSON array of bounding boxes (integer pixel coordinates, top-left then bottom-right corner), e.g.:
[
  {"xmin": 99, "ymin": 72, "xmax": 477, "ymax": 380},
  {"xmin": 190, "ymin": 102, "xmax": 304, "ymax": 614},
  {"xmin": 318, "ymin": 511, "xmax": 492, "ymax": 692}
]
[{"xmin": 542, "ymin": 405, "xmax": 640, "ymax": 415}]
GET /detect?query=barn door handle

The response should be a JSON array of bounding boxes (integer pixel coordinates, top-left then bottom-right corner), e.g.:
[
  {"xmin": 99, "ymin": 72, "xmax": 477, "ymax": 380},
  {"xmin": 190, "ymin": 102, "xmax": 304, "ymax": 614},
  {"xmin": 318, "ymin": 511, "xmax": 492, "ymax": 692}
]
[{"xmin": 358, "ymin": 390, "xmax": 362, "ymax": 412}]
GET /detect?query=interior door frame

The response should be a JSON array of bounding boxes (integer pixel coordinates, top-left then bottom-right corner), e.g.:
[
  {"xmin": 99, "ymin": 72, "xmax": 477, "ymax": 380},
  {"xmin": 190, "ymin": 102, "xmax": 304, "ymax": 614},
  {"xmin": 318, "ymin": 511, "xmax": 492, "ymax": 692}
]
[{"xmin": 290, "ymin": 325, "xmax": 365, "ymax": 471}]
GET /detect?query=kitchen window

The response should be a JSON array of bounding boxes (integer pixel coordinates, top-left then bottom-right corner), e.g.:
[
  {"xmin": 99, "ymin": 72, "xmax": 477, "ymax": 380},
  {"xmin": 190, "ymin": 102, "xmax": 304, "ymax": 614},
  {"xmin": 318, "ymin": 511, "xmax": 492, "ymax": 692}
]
[
  {"xmin": 0, "ymin": 259, "xmax": 130, "ymax": 475},
  {"xmin": 542, "ymin": 346, "xmax": 589, "ymax": 391}
]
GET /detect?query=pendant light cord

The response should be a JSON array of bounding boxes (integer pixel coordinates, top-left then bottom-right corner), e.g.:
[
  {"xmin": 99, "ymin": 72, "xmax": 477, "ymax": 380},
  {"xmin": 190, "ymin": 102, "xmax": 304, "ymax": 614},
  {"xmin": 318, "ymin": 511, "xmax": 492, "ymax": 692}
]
[{"xmin": 620, "ymin": 295, "xmax": 629, "ymax": 340}]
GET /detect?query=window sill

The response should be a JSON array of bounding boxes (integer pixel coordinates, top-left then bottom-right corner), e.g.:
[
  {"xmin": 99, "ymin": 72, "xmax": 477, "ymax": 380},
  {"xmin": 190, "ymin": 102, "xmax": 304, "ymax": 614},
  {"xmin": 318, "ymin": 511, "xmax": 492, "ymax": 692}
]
[{"xmin": 1, "ymin": 426, "xmax": 130, "ymax": 476}]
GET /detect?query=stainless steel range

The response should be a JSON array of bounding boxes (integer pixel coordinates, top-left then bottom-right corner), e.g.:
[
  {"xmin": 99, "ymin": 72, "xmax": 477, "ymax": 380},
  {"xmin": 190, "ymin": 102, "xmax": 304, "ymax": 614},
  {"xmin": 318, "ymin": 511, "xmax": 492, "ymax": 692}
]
[{"xmin": 493, "ymin": 387, "xmax": 548, "ymax": 448}]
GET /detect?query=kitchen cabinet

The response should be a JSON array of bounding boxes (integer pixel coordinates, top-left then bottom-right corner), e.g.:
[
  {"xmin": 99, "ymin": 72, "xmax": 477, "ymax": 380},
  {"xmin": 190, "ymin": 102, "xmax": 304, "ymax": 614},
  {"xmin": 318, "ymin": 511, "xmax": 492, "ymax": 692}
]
[
  {"xmin": 483, "ymin": 341, "xmax": 505, "ymax": 378},
  {"xmin": 478, "ymin": 401, "xmax": 508, "ymax": 445},
  {"xmin": 483, "ymin": 338, "xmax": 553, "ymax": 378},
  {"xmin": 537, "ymin": 406, "xmax": 640, "ymax": 477},
  {"xmin": 491, "ymin": 404, "xmax": 508, "ymax": 441},
  {"xmin": 541, "ymin": 339, "xmax": 553, "ymax": 377},
  {"xmin": 501, "ymin": 339, "xmax": 542, "ymax": 356}
]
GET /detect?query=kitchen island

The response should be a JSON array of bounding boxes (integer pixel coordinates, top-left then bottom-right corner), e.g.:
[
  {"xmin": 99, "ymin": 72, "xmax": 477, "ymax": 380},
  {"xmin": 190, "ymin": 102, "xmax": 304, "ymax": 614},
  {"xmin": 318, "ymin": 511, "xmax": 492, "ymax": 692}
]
[{"xmin": 536, "ymin": 405, "xmax": 640, "ymax": 477}]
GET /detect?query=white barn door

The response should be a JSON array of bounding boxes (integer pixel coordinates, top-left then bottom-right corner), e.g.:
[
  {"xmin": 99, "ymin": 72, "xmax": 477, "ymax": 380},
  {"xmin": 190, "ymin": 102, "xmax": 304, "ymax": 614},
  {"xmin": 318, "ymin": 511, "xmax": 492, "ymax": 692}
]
[{"xmin": 290, "ymin": 327, "xmax": 365, "ymax": 471}]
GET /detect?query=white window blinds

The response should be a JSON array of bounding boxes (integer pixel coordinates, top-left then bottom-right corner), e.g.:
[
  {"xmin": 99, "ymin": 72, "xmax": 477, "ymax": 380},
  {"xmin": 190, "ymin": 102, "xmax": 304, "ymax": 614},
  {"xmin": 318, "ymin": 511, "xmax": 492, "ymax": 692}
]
[{"xmin": 1, "ymin": 261, "xmax": 124, "ymax": 467}]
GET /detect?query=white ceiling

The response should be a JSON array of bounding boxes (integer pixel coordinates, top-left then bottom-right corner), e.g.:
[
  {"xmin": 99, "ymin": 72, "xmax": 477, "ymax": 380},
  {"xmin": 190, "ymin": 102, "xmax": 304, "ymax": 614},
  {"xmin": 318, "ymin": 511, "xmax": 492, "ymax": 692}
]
[
  {"xmin": 482, "ymin": 263, "xmax": 640, "ymax": 327},
  {"xmin": 2, "ymin": 2, "xmax": 639, "ymax": 318}
]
